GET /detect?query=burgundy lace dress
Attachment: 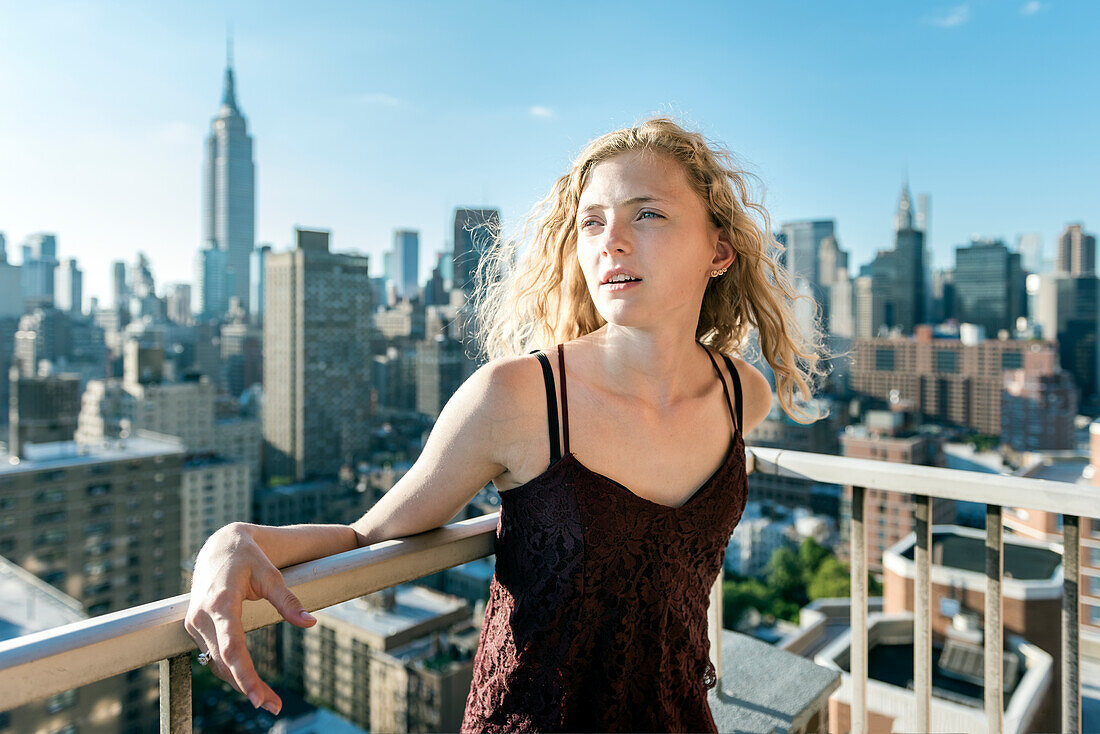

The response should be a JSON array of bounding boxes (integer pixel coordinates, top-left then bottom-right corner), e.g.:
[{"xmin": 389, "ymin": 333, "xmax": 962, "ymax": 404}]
[{"xmin": 461, "ymin": 343, "xmax": 749, "ymax": 733}]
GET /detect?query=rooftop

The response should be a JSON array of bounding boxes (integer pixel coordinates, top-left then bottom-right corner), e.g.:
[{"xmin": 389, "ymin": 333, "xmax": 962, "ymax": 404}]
[
  {"xmin": 896, "ymin": 527, "xmax": 1061, "ymax": 581},
  {"xmin": 317, "ymin": 583, "xmax": 468, "ymax": 639}
]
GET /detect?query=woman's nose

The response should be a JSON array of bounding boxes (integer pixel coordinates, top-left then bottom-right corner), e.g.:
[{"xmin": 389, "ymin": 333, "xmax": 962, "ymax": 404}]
[{"xmin": 601, "ymin": 218, "xmax": 632, "ymax": 255}]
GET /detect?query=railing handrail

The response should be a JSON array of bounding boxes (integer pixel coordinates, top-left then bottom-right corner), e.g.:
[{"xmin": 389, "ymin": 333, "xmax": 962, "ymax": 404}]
[
  {"xmin": 0, "ymin": 513, "xmax": 499, "ymax": 711},
  {"xmin": 750, "ymin": 446, "xmax": 1100, "ymax": 519}
]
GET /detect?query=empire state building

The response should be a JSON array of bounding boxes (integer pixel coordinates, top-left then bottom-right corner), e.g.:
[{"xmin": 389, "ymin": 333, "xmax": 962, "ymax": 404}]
[{"xmin": 202, "ymin": 45, "xmax": 255, "ymax": 316}]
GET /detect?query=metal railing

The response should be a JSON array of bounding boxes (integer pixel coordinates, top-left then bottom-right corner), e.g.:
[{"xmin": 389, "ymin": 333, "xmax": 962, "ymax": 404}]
[{"xmin": 0, "ymin": 447, "xmax": 1095, "ymax": 733}]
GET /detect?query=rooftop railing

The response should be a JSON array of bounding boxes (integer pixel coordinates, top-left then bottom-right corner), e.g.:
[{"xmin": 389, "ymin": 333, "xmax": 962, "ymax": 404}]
[{"xmin": 0, "ymin": 447, "xmax": 1095, "ymax": 733}]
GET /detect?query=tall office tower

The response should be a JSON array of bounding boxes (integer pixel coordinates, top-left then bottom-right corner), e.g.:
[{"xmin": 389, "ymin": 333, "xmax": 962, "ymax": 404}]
[
  {"xmin": 249, "ymin": 243, "xmax": 271, "ymax": 325},
  {"xmin": 915, "ymin": 193, "xmax": 933, "ymax": 328},
  {"xmin": 416, "ymin": 334, "xmax": 468, "ymax": 419},
  {"xmin": 1017, "ymin": 232, "xmax": 1044, "ymax": 274},
  {"xmin": 929, "ymin": 267, "xmax": 956, "ymax": 324},
  {"xmin": 14, "ymin": 307, "xmax": 71, "ymax": 374},
  {"xmin": 0, "ymin": 243, "xmax": 23, "ymax": 317},
  {"xmin": 954, "ymin": 238, "xmax": 1026, "ymax": 338},
  {"xmin": 8, "ymin": 370, "xmax": 81, "ymax": 457},
  {"xmin": 131, "ymin": 252, "xmax": 155, "ymax": 299},
  {"xmin": 891, "ymin": 182, "xmax": 926, "ymax": 332},
  {"xmin": 849, "ymin": 325, "xmax": 1060, "ymax": 435},
  {"xmin": 202, "ymin": 41, "xmax": 255, "ymax": 313},
  {"xmin": 165, "ymin": 282, "xmax": 192, "ymax": 325},
  {"xmin": 778, "ymin": 220, "xmax": 835, "ymax": 295},
  {"xmin": 111, "ymin": 260, "xmax": 128, "ymax": 309},
  {"xmin": 816, "ymin": 235, "xmax": 850, "ymax": 334},
  {"xmin": 392, "ymin": 229, "xmax": 420, "ymax": 300},
  {"xmin": 1032, "ymin": 272, "xmax": 1099, "ymax": 404},
  {"xmin": 0, "ymin": 435, "xmax": 184, "ymax": 733},
  {"xmin": 20, "ymin": 233, "xmax": 58, "ymax": 309},
  {"xmin": 263, "ymin": 229, "xmax": 374, "ymax": 482},
  {"xmin": 1054, "ymin": 222, "xmax": 1096, "ymax": 276},
  {"xmin": 194, "ymin": 242, "xmax": 231, "ymax": 322},
  {"xmin": 425, "ymin": 251, "xmax": 449, "ymax": 307},
  {"xmin": 452, "ymin": 208, "xmax": 501, "ymax": 297},
  {"xmin": 54, "ymin": 258, "xmax": 82, "ymax": 315}
]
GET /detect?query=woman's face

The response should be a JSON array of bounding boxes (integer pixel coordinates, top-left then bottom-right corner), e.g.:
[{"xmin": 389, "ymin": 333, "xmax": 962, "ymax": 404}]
[{"xmin": 575, "ymin": 149, "xmax": 731, "ymax": 331}]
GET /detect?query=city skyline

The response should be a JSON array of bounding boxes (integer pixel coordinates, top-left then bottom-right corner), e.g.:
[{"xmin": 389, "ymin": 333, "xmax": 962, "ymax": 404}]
[{"xmin": 0, "ymin": 0, "xmax": 1096, "ymax": 307}]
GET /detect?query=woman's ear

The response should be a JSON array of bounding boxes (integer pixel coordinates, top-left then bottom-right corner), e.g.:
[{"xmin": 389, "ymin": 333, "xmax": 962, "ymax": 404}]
[{"xmin": 712, "ymin": 229, "xmax": 736, "ymax": 270}]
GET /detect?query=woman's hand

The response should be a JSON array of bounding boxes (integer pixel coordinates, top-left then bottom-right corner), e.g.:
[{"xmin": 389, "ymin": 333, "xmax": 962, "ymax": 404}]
[{"xmin": 184, "ymin": 522, "xmax": 317, "ymax": 715}]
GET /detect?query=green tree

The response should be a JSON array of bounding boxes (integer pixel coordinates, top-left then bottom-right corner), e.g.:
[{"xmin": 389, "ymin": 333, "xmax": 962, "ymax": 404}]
[
  {"xmin": 765, "ymin": 546, "xmax": 806, "ymax": 606},
  {"xmin": 807, "ymin": 556, "xmax": 850, "ymax": 599},
  {"xmin": 797, "ymin": 537, "xmax": 831, "ymax": 581}
]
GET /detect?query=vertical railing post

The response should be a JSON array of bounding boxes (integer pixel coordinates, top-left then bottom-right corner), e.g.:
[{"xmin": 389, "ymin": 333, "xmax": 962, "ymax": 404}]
[
  {"xmin": 985, "ymin": 504, "xmax": 1004, "ymax": 734},
  {"xmin": 709, "ymin": 566, "xmax": 723, "ymax": 692},
  {"xmin": 913, "ymin": 494, "xmax": 932, "ymax": 733},
  {"xmin": 851, "ymin": 485, "xmax": 868, "ymax": 734},
  {"xmin": 1062, "ymin": 514, "xmax": 1080, "ymax": 734},
  {"xmin": 159, "ymin": 654, "xmax": 192, "ymax": 734}
]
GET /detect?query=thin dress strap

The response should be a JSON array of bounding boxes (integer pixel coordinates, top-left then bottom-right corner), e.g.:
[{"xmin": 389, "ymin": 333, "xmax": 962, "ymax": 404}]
[
  {"xmin": 557, "ymin": 343, "xmax": 570, "ymax": 455},
  {"xmin": 721, "ymin": 354, "xmax": 744, "ymax": 435},
  {"xmin": 531, "ymin": 350, "xmax": 562, "ymax": 463},
  {"xmin": 702, "ymin": 347, "xmax": 739, "ymax": 435}
]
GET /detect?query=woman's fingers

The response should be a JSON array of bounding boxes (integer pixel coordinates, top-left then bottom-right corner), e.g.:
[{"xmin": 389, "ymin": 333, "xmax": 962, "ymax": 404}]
[
  {"xmin": 187, "ymin": 613, "xmax": 244, "ymax": 696},
  {"xmin": 255, "ymin": 567, "xmax": 316, "ymax": 629},
  {"xmin": 210, "ymin": 609, "xmax": 281, "ymax": 714}
]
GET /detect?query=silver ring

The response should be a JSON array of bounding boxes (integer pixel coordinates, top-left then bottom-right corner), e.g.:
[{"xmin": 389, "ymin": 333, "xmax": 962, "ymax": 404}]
[{"xmin": 197, "ymin": 651, "xmax": 211, "ymax": 666}]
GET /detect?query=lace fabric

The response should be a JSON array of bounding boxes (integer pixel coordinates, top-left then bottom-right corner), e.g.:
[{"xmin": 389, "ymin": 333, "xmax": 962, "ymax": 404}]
[{"xmin": 461, "ymin": 345, "xmax": 749, "ymax": 733}]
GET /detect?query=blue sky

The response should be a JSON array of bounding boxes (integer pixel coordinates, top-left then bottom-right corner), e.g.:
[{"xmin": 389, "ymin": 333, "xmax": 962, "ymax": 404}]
[{"xmin": 0, "ymin": 0, "xmax": 1096, "ymax": 305}]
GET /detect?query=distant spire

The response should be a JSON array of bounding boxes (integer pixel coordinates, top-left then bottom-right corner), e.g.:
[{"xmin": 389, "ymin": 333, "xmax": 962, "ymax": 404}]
[
  {"xmin": 894, "ymin": 178, "xmax": 914, "ymax": 232},
  {"xmin": 221, "ymin": 27, "xmax": 238, "ymax": 112}
]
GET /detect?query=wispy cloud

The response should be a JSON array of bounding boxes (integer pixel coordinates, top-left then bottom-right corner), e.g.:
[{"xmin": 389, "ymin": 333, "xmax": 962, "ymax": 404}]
[
  {"xmin": 355, "ymin": 92, "xmax": 402, "ymax": 107},
  {"xmin": 1020, "ymin": 1, "xmax": 1045, "ymax": 16},
  {"xmin": 529, "ymin": 105, "xmax": 554, "ymax": 118},
  {"xmin": 926, "ymin": 3, "xmax": 971, "ymax": 28}
]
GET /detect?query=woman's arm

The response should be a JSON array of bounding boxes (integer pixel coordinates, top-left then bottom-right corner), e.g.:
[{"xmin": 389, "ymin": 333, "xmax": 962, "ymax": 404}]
[{"xmin": 184, "ymin": 355, "xmax": 532, "ymax": 714}]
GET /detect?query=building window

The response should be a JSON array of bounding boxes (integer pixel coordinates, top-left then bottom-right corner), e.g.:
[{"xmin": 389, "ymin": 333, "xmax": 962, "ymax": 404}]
[
  {"xmin": 33, "ymin": 510, "xmax": 66, "ymax": 525},
  {"xmin": 935, "ymin": 349, "xmax": 958, "ymax": 373},
  {"xmin": 1089, "ymin": 575, "xmax": 1100, "ymax": 598},
  {"xmin": 1001, "ymin": 351, "xmax": 1023, "ymax": 370},
  {"xmin": 875, "ymin": 349, "xmax": 895, "ymax": 371},
  {"xmin": 35, "ymin": 530, "xmax": 66, "ymax": 546},
  {"xmin": 84, "ymin": 521, "xmax": 113, "ymax": 536},
  {"xmin": 1090, "ymin": 603, "xmax": 1100, "ymax": 626},
  {"xmin": 86, "ymin": 483, "xmax": 112, "ymax": 496},
  {"xmin": 33, "ymin": 470, "xmax": 66, "ymax": 482},
  {"xmin": 45, "ymin": 688, "xmax": 77, "ymax": 714},
  {"xmin": 1091, "ymin": 547, "xmax": 1100, "ymax": 567}
]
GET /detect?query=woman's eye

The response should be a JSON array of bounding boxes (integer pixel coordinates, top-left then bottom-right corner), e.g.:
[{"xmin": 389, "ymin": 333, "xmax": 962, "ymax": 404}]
[
  {"xmin": 580, "ymin": 219, "xmax": 601, "ymax": 229},
  {"xmin": 638, "ymin": 210, "xmax": 661, "ymax": 220}
]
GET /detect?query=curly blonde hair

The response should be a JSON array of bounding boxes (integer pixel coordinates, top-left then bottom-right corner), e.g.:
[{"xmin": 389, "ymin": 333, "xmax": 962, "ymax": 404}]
[{"xmin": 471, "ymin": 117, "xmax": 829, "ymax": 423}]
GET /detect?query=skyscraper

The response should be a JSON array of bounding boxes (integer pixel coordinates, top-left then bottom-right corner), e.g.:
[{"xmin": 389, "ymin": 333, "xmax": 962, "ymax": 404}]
[
  {"xmin": 55, "ymin": 258, "xmax": 82, "ymax": 315},
  {"xmin": 20, "ymin": 233, "xmax": 58, "ymax": 309},
  {"xmin": 263, "ymin": 229, "xmax": 374, "ymax": 482},
  {"xmin": 1055, "ymin": 223, "xmax": 1096, "ymax": 276},
  {"xmin": 202, "ymin": 39, "xmax": 255, "ymax": 316},
  {"xmin": 892, "ymin": 182, "xmax": 926, "ymax": 332},
  {"xmin": 954, "ymin": 238, "xmax": 1025, "ymax": 338},
  {"xmin": 392, "ymin": 229, "xmax": 420, "ymax": 300},
  {"xmin": 778, "ymin": 220, "xmax": 835, "ymax": 293}
]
